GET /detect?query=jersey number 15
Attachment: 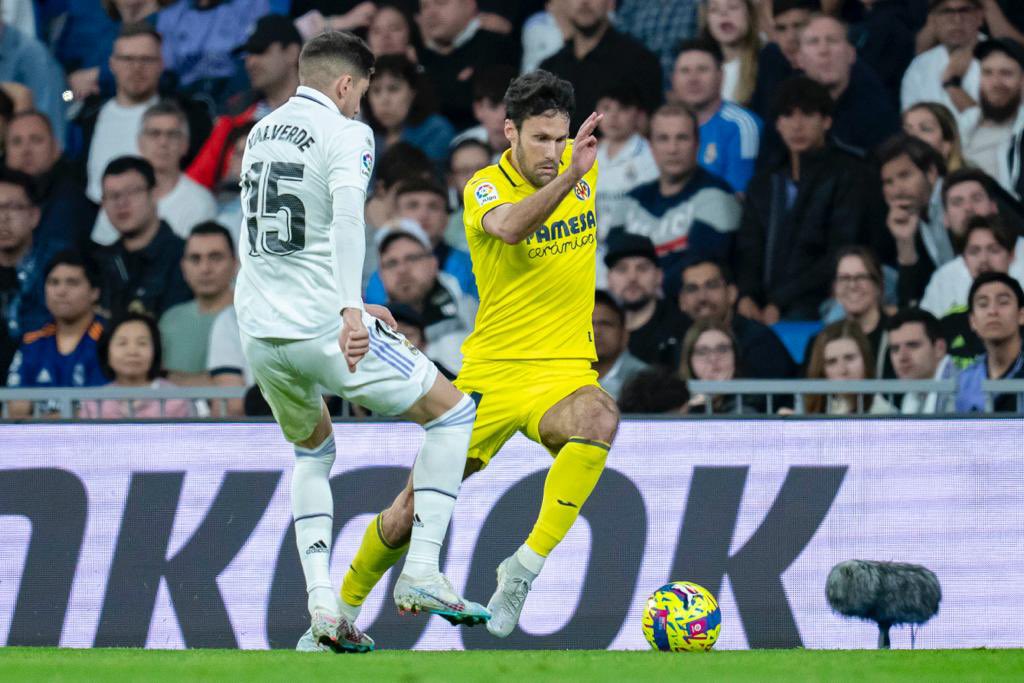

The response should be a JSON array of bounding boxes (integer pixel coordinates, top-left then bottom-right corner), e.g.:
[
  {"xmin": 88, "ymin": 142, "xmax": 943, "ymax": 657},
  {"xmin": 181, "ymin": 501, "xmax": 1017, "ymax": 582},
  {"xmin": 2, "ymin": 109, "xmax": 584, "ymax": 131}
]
[{"xmin": 242, "ymin": 161, "xmax": 307, "ymax": 256}]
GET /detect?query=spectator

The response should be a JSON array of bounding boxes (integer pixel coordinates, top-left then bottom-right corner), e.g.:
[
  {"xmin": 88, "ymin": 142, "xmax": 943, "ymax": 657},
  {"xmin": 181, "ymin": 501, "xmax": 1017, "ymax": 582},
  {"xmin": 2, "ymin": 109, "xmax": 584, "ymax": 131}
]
[
  {"xmin": 388, "ymin": 302, "xmax": 457, "ymax": 379},
  {"xmin": 615, "ymin": 0, "xmax": 700, "ymax": 89},
  {"xmin": 364, "ymin": 55, "xmax": 455, "ymax": 163},
  {"xmin": 903, "ymin": 101, "xmax": 967, "ymax": 171},
  {"xmin": 80, "ymin": 23, "xmax": 164, "ymax": 204},
  {"xmin": 699, "ymin": 0, "xmax": 761, "ymax": 106},
  {"xmin": 79, "ymin": 311, "xmax": 196, "ymax": 418},
  {"xmin": 367, "ymin": 3, "xmax": 421, "ymax": 61},
  {"xmin": 63, "ymin": 0, "xmax": 169, "ymax": 103},
  {"xmin": 672, "ymin": 38, "xmax": 762, "ymax": 193},
  {"xmin": 808, "ymin": 246, "xmax": 895, "ymax": 378},
  {"xmin": 619, "ymin": 104, "xmax": 741, "ymax": 296},
  {"xmin": 617, "ymin": 368, "xmax": 691, "ymax": 414},
  {"xmin": 879, "ymin": 134, "xmax": 955, "ymax": 306},
  {"xmin": 594, "ymin": 84, "xmax": 658, "ymax": 240},
  {"xmin": 902, "ymin": 0, "xmax": 982, "ymax": 113},
  {"xmin": 0, "ymin": 89, "xmax": 14, "ymax": 156},
  {"xmin": 941, "ymin": 167, "xmax": 1010, "ymax": 247},
  {"xmin": 444, "ymin": 138, "xmax": 491, "ymax": 250},
  {"xmin": 187, "ymin": 14, "xmax": 301, "ymax": 190},
  {"xmin": 94, "ymin": 100, "xmax": 218, "ymax": 244},
  {"xmin": 376, "ymin": 222, "xmax": 476, "ymax": 373},
  {"xmin": 448, "ymin": 65, "xmax": 516, "ymax": 161},
  {"xmin": 4, "ymin": 111, "xmax": 97, "ymax": 252},
  {"xmin": 212, "ymin": 121, "xmax": 255, "ymax": 245},
  {"xmin": 680, "ymin": 318, "xmax": 751, "ymax": 413},
  {"xmin": 5, "ymin": 251, "xmax": 107, "ymax": 417},
  {"xmin": 958, "ymin": 38, "xmax": 1024, "ymax": 191},
  {"xmin": 291, "ymin": 1, "xmax": 382, "ymax": 40},
  {"xmin": 844, "ymin": 0, "xmax": 919, "ymax": 104},
  {"xmin": 540, "ymin": 0, "xmax": 663, "ymax": 130},
  {"xmin": 954, "ymin": 271, "xmax": 1024, "ymax": 411},
  {"xmin": 417, "ymin": 0, "xmax": 519, "ymax": 130},
  {"xmin": 887, "ymin": 307, "xmax": 958, "ymax": 413},
  {"xmin": 679, "ymin": 259, "xmax": 796, "ymax": 379},
  {"xmin": 0, "ymin": 169, "xmax": 62, "ymax": 342},
  {"xmin": 604, "ymin": 232, "xmax": 690, "ymax": 366},
  {"xmin": 206, "ymin": 305, "xmax": 250, "ymax": 416},
  {"xmin": 593, "ymin": 289, "xmax": 650, "ymax": 402},
  {"xmin": 737, "ymin": 77, "xmax": 880, "ymax": 322},
  {"xmin": 747, "ymin": 0, "xmax": 812, "ymax": 118},
  {"xmin": 0, "ymin": 16, "xmax": 68, "ymax": 144},
  {"xmin": 159, "ymin": 222, "xmax": 237, "ymax": 383},
  {"xmin": 521, "ymin": 0, "xmax": 574, "ymax": 74},
  {"xmin": 923, "ymin": 214, "xmax": 1018, "ymax": 316},
  {"xmin": 366, "ymin": 178, "xmax": 477, "ymax": 303},
  {"xmin": 93, "ymin": 156, "xmax": 191, "ymax": 318},
  {"xmin": 804, "ymin": 319, "xmax": 896, "ymax": 414},
  {"xmin": 155, "ymin": 0, "xmax": 270, "ymax": 107}
]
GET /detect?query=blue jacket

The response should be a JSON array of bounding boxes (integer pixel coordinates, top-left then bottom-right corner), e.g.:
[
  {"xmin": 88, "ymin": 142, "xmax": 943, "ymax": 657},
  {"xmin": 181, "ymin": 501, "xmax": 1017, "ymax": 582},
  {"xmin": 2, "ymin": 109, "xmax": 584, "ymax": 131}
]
[
  {"xmin": 955, "ymin": 351, "xmax": 1024, "ymax": 413},
  {"xmin": 365, "ymin": 243, "xmax": 477, "ymax": 306}
]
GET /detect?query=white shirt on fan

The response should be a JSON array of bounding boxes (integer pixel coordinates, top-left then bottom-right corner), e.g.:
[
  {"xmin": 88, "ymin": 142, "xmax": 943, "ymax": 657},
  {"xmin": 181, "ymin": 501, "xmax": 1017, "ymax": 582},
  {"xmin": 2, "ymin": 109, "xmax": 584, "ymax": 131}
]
[
  {"xmin": 86, "ymin": 96, "xmax": 159, "ymax": 202},
  {"xmin": 921, "ymin": 237, "xmax": 1024, "ymax": 317},
  {"xmin": 900, "ymin": 43, "xmax": 980, "ymax": 112},
  {"xmin": 234, "ymin": 85, "xmax": 374, "ymax": 340},
  {"xmin": 91, "ymin": 174, "xmax": 218, "ymax": 244}
]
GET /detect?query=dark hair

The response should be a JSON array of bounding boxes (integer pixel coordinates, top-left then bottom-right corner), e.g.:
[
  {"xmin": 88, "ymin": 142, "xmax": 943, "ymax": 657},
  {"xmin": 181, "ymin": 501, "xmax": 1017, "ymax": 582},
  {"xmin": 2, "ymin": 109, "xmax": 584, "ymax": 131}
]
[
  {"xmin": 675, "ymin": 37, "xmax": 724, "ymax": 66},
  {"xmin": 504, "ymin": 70, "xmax": 575, "ymax": 129},
  {"xmin": 772, "ymin": 75, "xmax": 834, "ymax": 119},
  {"xmin": 117, "ymin": 21, "xmax": 163, "ymax": 45},
  {"xmin": 875, "ymin": 134, "xmax": 947, "ymax": 178},
  {"xmin": 681, "ymin": 318, "xmax": 741, "ymax": 380},
  {"xmin": 376, "ymin": 142, "xmax": 435, "ymax": 190},
  {"xmin": 650, "ymin": 102, "xmax": 699, "ymax": 138},
  {"xmin": 142, "ymin": 99, "xmax": 188, "ymax": 131},
  {"xmin": 364, "ymin": 54, "xmax": 438, "ymax": 128},
  {"xmin": 963, "ymin": 215, "xmax": 1016, "ymax": 253},
  {"xmin": 594, "ymin": 289, "xmax": 625, "ymax": 327},
  {"xmin": 188, "ymin": 221, "xmax": 236, "ymax": 254},
  {"xmin": 942, "ymin": 167, "xmax": 996, "ymax": 207},
  {"xmin": 681, "ymin": 258, "xmax": 735, "ymax": 286},
  {"xmin": 618, "ymin": 369, "xmax": 690, "ymax": 414},
  {"xmin": 300, "ymin": 30, "xmax": 375, "ymax": 80},
  {"xmin": 0, "ymin": 167, "xmax": 38, "ymax": 204},
  {"xmin": 0, "ymin": 88, "xmax": 13, "ymax": 122},
  {"xmin": 102, "ymin": 155, "xmax": 156, "ymax": 189},
  {"xmin": 44, "ymin": 249, "xmax": 101, "ymax": 289},
  {"xmin": 886, "ymin": 307, "xmax": 943, "ymax": 344},
  {"xmin": 595, "ymin": 83, "xmax": 645, "ymax": 111},
  {"xmin": 394, "ymin": 177, "xmax": 448, "ymax": 206},
  {"xmin": 9, "ymin": 110, "xmax": 54, "ymax": 137},
  {"xmin": 969, "ymin": 271, "xmax": 1024, "ymax": 312},
  {"xmin": 805, "ymin": 320, "xmax": 877, "ymax": 414},
  {"xmin": 473, "ymin": 64, "xmax": 517, "ymax": 105},
  {"xmin": 448, "ymin": 138, "xmax": 491, "ymax": 171},
  {"xmin": 834, "ymin": 245, "xmax": 883, "ymax": 288},
  {"xmin": 98, "ymin": 312, "xmax": 163, "ymax": 381}
]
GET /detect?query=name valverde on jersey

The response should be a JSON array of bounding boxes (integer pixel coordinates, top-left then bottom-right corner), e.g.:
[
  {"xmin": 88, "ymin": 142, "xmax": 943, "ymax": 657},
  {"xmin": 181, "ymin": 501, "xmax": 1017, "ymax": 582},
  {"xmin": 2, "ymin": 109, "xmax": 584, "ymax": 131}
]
[
  {"xmin": 461, "ymin": 143, "xmax": 598, "ymax": 362},
  {"xmin": 234, "ymin": 86, "xmax": 374, "ymax": 340}
]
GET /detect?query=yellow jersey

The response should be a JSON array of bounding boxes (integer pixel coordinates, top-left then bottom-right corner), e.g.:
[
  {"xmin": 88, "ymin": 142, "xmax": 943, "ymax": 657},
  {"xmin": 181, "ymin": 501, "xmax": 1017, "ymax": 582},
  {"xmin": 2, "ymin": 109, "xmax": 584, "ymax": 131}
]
[{"xmin": 461, "ymin": 143, "xmax": 598, "ymax": 362}]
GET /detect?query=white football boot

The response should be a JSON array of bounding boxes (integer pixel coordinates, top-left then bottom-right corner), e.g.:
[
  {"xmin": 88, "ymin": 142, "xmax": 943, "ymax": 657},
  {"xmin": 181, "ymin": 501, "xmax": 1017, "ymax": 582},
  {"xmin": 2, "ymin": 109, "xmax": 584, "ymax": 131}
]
[
  {"xmin": 393, "ymin": 572, "xmax": 491, "ymax": 626},
  {"xmin": 296, "ymin": 608, "xmax": 374, "ymax": 653},
  {"xmin": 485, "ymin": 555, "xmax": 537, "ymax": 638}
]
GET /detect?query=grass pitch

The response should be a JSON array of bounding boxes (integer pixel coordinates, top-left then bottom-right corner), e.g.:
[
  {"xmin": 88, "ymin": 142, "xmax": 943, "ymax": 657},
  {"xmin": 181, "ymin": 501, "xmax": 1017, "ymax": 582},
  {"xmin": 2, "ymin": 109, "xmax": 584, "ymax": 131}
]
[{"xmin": 2, "ymin": 648, "xmax": 1024, "ymax": 682}]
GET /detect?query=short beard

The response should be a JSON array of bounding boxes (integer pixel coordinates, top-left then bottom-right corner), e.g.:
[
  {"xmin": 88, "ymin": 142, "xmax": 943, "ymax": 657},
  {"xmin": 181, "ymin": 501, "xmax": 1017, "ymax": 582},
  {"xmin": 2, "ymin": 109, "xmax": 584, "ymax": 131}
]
[
  {"xmin": 980, "ymin": 92, "xmax": 1022, "ymax": 124},
  {"xmin": 514, "ymin": 142, "xmax": 551, "ymax": 187},
  {"xmin": 620, "ymin": 295, "xmax": 653, "ymax": 312},
  {"xmin": 572, "ymin": 16, "xmax": 606, "ymax": 39}
]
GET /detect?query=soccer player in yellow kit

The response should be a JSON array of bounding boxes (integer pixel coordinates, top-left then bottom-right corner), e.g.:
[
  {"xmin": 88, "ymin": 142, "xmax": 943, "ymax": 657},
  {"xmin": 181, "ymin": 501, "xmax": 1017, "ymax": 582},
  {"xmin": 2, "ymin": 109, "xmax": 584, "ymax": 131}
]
[{"xmin": 337, "ymin": 71, "xmax": 620, "ymax": 639}]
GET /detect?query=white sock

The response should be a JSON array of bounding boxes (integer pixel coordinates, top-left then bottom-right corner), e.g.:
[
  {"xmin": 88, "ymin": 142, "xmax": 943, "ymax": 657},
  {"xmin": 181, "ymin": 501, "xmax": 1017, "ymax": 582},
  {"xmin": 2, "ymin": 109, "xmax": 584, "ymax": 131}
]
[
  {"xmin": 292, "ymin": 434, "xmax": 337, "ymax": 616},
  {"xmin": 338, "ymin": 598, "xmax": 361, "ymax": 624},
  {"xmin": 516, "ymin": 544, "xmax": 545, "ymax": 576},
  {"xmin": 401, "ymin": 395, "xmax": 474, "ymax": 579}
]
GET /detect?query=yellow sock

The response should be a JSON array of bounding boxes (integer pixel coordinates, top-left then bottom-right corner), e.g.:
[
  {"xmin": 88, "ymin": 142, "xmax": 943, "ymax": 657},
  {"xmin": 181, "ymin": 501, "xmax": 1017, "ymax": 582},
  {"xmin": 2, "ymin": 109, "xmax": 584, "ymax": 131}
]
[
  {"xmin": 525, "ymin": 437, "xmax": 610, "ymax": 557},
  {"xmin": 340, "ymin": 513, "xmax": 409, "ymax": 607}
]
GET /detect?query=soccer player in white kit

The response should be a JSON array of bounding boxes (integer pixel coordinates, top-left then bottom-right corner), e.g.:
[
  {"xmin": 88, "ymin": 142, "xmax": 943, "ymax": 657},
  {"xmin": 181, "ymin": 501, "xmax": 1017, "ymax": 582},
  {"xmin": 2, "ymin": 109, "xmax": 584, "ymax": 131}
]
[{"xmin": 234, "ymin": 31, "xmax": 489, "ymax": 653}]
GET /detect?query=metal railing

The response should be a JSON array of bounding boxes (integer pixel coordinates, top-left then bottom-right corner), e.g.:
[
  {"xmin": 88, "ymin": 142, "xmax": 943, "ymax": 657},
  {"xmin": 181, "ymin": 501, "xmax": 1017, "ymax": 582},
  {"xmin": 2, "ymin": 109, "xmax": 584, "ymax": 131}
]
[
  {"xmin": 0, "ymin": 386, "xmax": 248, "ymax": 419},
  {"xmin": 686, "ymin": 379, "xmax": 1024, "ymax": 415}
]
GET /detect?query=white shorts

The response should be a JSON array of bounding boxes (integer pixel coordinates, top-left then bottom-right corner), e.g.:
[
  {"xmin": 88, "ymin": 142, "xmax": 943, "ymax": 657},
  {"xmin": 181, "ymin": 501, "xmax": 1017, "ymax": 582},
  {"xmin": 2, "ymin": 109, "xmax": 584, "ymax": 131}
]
[{"xmin": 241, "ymin": 312, "xmax": 438, "ymax": 442}]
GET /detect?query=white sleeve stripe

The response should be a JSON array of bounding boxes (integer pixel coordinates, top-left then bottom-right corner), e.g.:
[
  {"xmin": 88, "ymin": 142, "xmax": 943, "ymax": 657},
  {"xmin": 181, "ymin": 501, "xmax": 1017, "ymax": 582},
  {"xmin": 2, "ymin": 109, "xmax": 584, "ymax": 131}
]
[{"xmin": 721, "ymin": 105, "xmax": 761, "ymax": 159}]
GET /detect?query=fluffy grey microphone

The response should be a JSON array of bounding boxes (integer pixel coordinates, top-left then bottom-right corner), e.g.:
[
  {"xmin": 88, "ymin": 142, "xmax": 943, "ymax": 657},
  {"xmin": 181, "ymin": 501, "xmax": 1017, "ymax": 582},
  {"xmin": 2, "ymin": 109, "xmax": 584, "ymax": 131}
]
[{"xmin": 826, "ymin": 560, "xmax": 942, "ymax": 649}]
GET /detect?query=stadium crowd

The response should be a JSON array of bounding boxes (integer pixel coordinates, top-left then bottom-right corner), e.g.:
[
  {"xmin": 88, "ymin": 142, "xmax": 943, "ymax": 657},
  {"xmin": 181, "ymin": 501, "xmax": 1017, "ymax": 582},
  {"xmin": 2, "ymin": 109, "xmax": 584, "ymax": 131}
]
[{"xmin": 1, "ymin": 0, "xmax": 1024, "ymax": 417}]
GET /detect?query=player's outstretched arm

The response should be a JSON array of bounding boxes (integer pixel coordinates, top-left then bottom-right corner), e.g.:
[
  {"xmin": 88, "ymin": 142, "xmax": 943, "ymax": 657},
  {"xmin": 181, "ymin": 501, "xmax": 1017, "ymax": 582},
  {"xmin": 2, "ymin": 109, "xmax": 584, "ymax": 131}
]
[{"xmin": 482, "ymin": 112, "xmax": 602, "ymax": 245}]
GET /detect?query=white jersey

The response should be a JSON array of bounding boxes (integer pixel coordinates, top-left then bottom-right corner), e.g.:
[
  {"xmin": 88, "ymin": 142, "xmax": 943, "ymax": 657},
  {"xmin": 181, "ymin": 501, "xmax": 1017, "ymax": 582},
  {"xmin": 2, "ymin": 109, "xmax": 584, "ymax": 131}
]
[{"xmin": 234, "ymin": 85, "xmax": 374, "ymax": 340}]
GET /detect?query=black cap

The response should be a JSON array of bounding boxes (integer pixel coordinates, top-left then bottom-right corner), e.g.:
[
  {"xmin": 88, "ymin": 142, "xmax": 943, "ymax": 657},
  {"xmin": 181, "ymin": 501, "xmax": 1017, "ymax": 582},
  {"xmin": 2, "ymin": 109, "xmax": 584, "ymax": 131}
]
[
  {"xmin": 233, "ymin": 15, "xmax": 302, "ymax": 56},
  {"xmin": 975, "ymin": 38, "xmax": 1024, "ymax": 71},
  {"xmin": 604, "ymin": 232, "xmax": 658, "ymax": 269}
]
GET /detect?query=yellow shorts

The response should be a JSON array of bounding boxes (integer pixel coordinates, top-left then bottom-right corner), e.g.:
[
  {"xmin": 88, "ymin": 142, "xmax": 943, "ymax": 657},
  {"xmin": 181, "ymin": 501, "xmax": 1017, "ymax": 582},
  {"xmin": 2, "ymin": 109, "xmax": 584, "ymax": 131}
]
[{"xmin": 454, "ymin": 358, "xmax": 600, "ymax": 466}]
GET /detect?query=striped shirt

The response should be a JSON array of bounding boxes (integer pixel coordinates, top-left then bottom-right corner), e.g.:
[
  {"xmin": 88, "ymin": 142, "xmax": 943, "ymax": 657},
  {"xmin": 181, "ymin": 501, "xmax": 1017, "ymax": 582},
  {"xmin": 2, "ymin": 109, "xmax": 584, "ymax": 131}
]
[{"xmin": 698, "ymin": 102, "xmax": 762, "ymax": 193}]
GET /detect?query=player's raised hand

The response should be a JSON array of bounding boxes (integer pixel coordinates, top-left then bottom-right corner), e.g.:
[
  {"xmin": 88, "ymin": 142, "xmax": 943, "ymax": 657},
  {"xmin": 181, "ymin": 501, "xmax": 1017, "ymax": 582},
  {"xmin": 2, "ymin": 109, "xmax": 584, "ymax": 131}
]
[
  {"xmin": 570, "ymin": 112, "xmax": 603, "ymax": 181},
  {"xmin": 339, "ymin": 308, "xmax": 370, "ymax": 372},
  {"xmin": 365, "ymin": 303, "xmax": 398, "ymax": 330}
]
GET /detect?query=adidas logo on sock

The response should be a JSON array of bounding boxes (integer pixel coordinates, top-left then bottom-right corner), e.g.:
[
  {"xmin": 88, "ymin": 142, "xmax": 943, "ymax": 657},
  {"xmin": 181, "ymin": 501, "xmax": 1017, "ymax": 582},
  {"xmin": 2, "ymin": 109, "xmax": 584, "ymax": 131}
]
[
  {"xmin": 412, "ymin": 513, "xmax": 424, "ymax": 528},
  {"xmin": 305, "ymin": 540, "xmax": 329, "ymax": 555}
]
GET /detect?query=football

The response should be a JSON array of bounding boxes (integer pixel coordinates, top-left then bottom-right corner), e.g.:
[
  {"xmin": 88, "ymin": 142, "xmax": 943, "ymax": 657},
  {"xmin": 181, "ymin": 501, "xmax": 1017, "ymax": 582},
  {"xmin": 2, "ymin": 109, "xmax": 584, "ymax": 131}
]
[{"xmin": 641, "ymin": 581, "xmax": 722, "ymax": 652}]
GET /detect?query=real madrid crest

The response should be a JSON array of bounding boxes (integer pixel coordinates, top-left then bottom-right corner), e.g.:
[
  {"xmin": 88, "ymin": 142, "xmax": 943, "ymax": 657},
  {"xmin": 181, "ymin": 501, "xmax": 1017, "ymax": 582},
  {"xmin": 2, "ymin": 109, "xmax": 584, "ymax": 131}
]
[{"xmin": 703, "ymin": 142, "xmax": 717, "ymax": 165}]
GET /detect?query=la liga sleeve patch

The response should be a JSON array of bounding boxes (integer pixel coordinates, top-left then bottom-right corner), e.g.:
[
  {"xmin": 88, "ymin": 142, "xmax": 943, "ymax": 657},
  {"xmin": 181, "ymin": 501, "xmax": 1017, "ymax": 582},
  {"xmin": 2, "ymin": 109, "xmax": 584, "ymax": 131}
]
[
  {"xmin": 360, "ymin": 150, "xmax": 374, "ymax": 178},
  {"xmin": 474, "ymin": 181, "xmax": 500, "ymax": 206}
]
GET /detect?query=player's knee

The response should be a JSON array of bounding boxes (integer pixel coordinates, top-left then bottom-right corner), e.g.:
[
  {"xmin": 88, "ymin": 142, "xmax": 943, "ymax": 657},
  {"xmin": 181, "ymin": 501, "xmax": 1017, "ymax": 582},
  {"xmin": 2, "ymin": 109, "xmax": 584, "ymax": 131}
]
[
  {"xmin": 580, "ymin": 392, "xmax": 619, "ymax": 444},
  {"xmin": 382, "ymin": 490, "xmax": 415, "ymax": 545},
  {"xmin": 427, "ymin": 393, "xmax": 475, "ymax": 433}
]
